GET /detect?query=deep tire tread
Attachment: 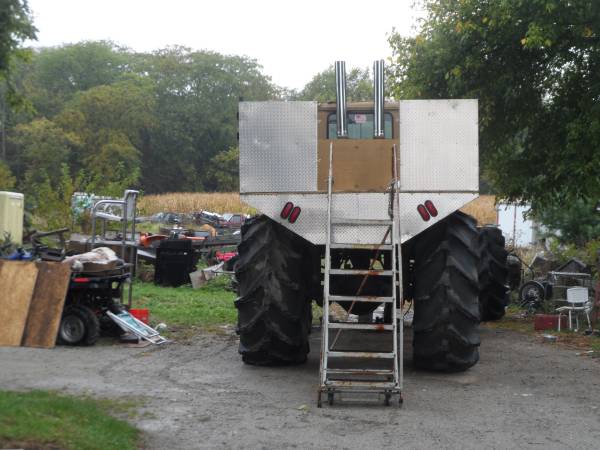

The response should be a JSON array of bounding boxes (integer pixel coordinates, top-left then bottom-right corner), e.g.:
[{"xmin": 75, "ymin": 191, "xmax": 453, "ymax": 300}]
[
  {"xmin": 234, "ymin": 215, "xmax": 313, "ymax": 366},
  {"xmin": 412, "ymin": 211, "xmax": 481, "ymax": 372},
  {"xmin": 478, "ymin": 227, "xmax": 509, "ymax": 321}
]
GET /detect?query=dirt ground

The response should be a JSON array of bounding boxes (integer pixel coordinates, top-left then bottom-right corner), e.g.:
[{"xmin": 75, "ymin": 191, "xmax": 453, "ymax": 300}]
[{"xmin": 1, "ymin": 327, "xmax": 599, "ymax": 450}]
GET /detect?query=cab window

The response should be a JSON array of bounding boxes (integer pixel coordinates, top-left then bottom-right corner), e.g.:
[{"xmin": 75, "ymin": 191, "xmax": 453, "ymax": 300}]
[{"xmin": 327, "ymin": 112, "xmax": 393, "ymax": 139}]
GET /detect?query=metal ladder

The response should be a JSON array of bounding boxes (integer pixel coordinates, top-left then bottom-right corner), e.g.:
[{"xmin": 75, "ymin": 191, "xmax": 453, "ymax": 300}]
[{"xmin": 318, "ymin": 142, "xmax": 403, "ymax": 407}]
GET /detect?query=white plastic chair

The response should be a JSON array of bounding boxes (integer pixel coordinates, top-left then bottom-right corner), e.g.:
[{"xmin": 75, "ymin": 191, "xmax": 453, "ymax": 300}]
[{"xmin": 556, "ymin": 287, "xmax": 592, "ymax": 331}]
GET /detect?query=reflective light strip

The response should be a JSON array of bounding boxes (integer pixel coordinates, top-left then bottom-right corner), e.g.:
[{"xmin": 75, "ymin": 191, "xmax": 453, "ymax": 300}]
[
  {"xmin": 289, "ymin": 206, "xmax": 301, "ymax": 223},
  {"xmin": 73, "ymin": 277, "xmax": 90, "ymax": 283},
  {"xmin": 424, "ymin": 200, "xmax": 438, "ymax": 217},
  {"xmin": 417, "ymin": 204, "xmax": 431, "ymax": 221},
  {"xmin": 280, "ymin": 202, "xmax": 294, "ymax": 219}
]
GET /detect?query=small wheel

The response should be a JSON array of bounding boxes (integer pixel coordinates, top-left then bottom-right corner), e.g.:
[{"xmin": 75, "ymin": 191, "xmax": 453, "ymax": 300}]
[
  {"xmin": 57, "ymin": 309, "xmax": 86, "ymax": 345},
  {"xmin": 317, "ymin": 392, "xmax": 322, "ymax": 408},
  {"xmin": 519, "ymin": 280, "xmax": 545, "ymax": 313},
  {"xmin": 57, "ymin": 305, "xmax": 100, "ymax": 346},
  {"xmin": 327, "ymin": 392, "xmax": 334, "ymax": 406}
]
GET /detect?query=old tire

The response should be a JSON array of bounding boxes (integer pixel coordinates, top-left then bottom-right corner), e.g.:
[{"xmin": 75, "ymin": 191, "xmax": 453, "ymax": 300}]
[
  {"xmin": 478, "ymin": 226, "xmax": 509, "ymax": 321},
  {"xmin": 57, "ymin": 305, "xmax": 100, "ymax": 346},
  {"xmin": 412, "ymin": 211, "xmax": 481, "ymax": 372},
  {"xmin": 234, "ymin": 215, "xmax": 313, "ymax": 365}
]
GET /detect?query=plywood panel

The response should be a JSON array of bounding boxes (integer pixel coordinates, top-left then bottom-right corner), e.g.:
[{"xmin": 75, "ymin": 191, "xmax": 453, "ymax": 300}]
[
  {"xmin": 0, "ymin": 261, "xmax": 38, "ymax": 346},
  {"xmin": 317, "ymin": 139, "xmax": 395, "ymax": 192},
  {"xmin": 22, "ymin": 262, "xmax": 71, "ymax": 348}
]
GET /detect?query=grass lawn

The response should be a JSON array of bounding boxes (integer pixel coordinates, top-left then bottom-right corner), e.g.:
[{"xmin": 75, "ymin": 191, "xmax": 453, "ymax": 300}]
[
  {"xmin": 0, "ymin": 391, "xmax": 139, "ymax": 450},
  {"xmin": 132, "ymin": 277, "xmax": 237, "ymax": 336}
]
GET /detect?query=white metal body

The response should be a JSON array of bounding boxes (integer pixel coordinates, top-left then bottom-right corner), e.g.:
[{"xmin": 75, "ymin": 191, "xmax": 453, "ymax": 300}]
[
  {"xmin": 239, "ymin": 100, "xmax": 479, "ymax": 244},
  {"xmin": 0, "ymin": 191, "xmax": 24, "ymax": 245}
]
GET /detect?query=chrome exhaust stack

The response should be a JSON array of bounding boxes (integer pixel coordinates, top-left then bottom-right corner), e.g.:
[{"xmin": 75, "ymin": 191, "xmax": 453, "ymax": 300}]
[
  {"xmin": 335, "ymin": 61, "xmax": 348, "ymax": 138},
  {"xmin": 373, "ymin": 59, "xmax": 385, "ymax": 138}
]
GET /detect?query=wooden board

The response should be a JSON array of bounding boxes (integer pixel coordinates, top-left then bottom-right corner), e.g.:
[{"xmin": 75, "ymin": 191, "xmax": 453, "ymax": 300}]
[
  {"xmin": 22, "ymin": 261, "xmax": 71, "ymax": 348},
  {"xmin": 0, "ymin": 261, "xmax": 38, "ymax": 346},
  {"xmin": 317, "ymin": 139, "xmax": 395, "ymax": 192}
]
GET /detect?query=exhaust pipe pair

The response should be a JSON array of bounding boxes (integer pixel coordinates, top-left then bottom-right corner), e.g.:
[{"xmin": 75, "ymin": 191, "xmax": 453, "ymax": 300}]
[{"xmin": 334, "ymin": 59, "xmax": 385, "ymax": 139}]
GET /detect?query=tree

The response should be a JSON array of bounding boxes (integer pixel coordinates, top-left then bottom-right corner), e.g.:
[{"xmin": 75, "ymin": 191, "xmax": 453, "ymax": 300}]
[
  {"xmin": 55, "ymin": 79, "xmax": 155, "ymax": 195},
  {"xmin": 0, "ymin": 0, "xmax": 36, "ymax": 159},
  {"xmin": 8, "ymin": 117, "xmax": 76, "ymax": 185},
  {"xmin": 388, "ymin": 0, "xmax": 600, "ymax": 212},
  {"xmin": 0, "ymin": 159, "xmax": 15, "ymax": 189},
  {"xmin": 23, "ymin": 41, "xmax": 129, "ymax": 117},
  {"xmin": 135, "ymin": 47, "xmax": 276, "ymax": 193},
  {"xmin": 0, "ymin": 0, "xmax": 36, "ymax": 79},
  {"xmin": 204, "ymin": 147, "xmax": 239, "ymax": 191},
  {"xmin": 534, "ymin": 198, "xmax": 600, "ymax": 246},
  {"xmin": 296, "ymin": 65, "xmax": 373, "ymax": 102}
]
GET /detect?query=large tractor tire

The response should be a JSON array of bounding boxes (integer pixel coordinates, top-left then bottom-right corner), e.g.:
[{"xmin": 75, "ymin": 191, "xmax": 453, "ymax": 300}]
[
  {"xmin": 412, "ymin": 211, "xmax": 481, "ymax": 372},
  {"xmin": 234, "ymin": 215, "xmax": 314, "ymax": 365},
  {"xmin": 478, "ymin": 226, "xmax": 510, "ymax": 321}
]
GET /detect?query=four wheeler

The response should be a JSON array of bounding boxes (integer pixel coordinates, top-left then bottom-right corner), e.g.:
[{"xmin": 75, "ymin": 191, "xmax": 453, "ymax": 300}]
[{"xmin": 57, "ymin": 266, "xmax": 131, "ymax": 346}]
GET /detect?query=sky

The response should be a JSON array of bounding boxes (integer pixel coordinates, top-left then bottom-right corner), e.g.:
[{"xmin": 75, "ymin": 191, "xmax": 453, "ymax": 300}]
[{"xmin": 26, "ymin": 0, "xmax": 423, "ymax": 90}]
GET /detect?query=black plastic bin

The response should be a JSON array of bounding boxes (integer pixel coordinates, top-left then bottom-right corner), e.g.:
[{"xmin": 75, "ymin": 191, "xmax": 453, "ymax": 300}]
[{"xmin": 155, "ymin": 239, "xmax": 194, "ymax": 287}]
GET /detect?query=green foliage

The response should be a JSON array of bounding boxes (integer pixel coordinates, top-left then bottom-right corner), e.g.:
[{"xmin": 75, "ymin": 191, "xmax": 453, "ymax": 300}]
[
  {"xmin": 23, "ymin": 163, "xmax": 73, "ymax": 229},
  {"xmin": 0, "ymin": 390, "xmax": 139, "ymax": 450},
  {"xmin": 135, "ymin": 47, "xmax": 276, "ymax": 193},
  {"xmin": 0, "ymin": 0, "xmax": 36, "ymax": 110},
  {"xmin": 56, "ymin": 79, "xmax": 155, "ymax": 193},
  {"xmin": 388, "ymin": 0, "xmax": 600, "ymax": 211},
  {"xmin": 9, "ymin": 117, "xmax": 76, "ymax": 184},
  {"xmin": 0, "ymin": 0, "xmax": 36, "ymax": 76},
  {"xmin": 0, "ymin": 159, "xmax": 15, "ymax": 189},
  {"xmin": 535, "ymin": 198, "xmax": 600, "ymax": 246},
  {"xmin": 25, "ymin": 41, "xmax": 129, "ymax": 116},
  {"xmin": 205, "ymin": 147, "xmax": 239, "ymax": 191},
  {"xmin": 296, "ymin": 65, "xmax": 372, "ymax": 102}
]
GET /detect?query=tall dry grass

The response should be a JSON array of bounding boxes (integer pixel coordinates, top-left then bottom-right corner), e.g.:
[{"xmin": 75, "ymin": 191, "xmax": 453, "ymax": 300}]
[
  {"xmin": 138, "ymin": 192, "xmax": 257, "ymax": 215},
  {"xmin": 460, "ymin": 195, "xmax": 498, "ymax": 225},
  {"xmin": 141, "ymin": 192, "xmax": 499, "ymax": 223}
]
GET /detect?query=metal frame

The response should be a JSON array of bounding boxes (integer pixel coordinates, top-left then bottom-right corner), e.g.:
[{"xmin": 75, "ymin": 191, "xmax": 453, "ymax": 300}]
[
  {"xmin": 90, "ymin": 189, "xmax": 139, "ymax": 307},
  {"xmin": 318, "ymin": 142, "xmax": 403, "ymax": 407}
]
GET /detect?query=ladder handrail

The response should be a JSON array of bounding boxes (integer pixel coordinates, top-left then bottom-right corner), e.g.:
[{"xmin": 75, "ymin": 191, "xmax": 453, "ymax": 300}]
[{"xmin": 318, "ymin": 142, "xmax": 403, "ymax": 406}]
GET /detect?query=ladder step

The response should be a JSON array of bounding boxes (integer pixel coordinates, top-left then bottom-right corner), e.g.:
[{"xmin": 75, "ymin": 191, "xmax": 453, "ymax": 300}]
[
  {"xmin": 330, "ymin": 243, "xmax": 393, "ymax": 250},
  {"xmin": 328, "ymin": 351, "xmax": 395, "ymax": 359},
  {"xmin": 328, "ymin": 322, "xmax": 393, "ymax": 331},
  {"xmin": 326, "ymin": 368, "xmax": 395, "ymax": 376},
  {"xmin": 329, "ymin": 269, "xmax": 393, "ymax": 276},
  {"xmin": 325, "ymin": 380, "xmax": 398, "ymax": 389},
  {"xmin": 332, "ymin": 218, "xmax": 393, "ymax": 226},
  {"xmin": 329, "ymin": 295, "xmax": 394, "ymax": 303}
]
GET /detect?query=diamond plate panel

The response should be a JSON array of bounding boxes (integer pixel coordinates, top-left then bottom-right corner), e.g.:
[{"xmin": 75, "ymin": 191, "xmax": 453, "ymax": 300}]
[
  {"xmin": 239, "ymin": 101, "xmax": 317, "ymax": 193},
  {"xmin": 397, "ymin": 193, "xmax": 479, "ymax": 241},
  {"xmin": 242, "ymin": 192, "xmax": 478, "ymax": 245},
  {"xmin": 399, "ymin": 100, "xmax": 478, "ymax": 192}
]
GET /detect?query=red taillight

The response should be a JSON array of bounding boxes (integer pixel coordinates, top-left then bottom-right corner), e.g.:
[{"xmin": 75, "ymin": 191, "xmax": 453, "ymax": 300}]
[
  {"xmin": 288, "ymin": 206, "xmax": 301, "ymax": 223},
  {"xmin": 417, "ymin": 204, "xmax": 430, "ymax": 221},
  {"xmin": 73, "ymin": 277, "xmax": 90, "ymax": 283},
  {"xmin": 424, "ymin": 200, "xmax": 438, "ymax": 217},
  {"xmin": 280, "ymin": 202, "xmax": 294, "ymax": 219}
]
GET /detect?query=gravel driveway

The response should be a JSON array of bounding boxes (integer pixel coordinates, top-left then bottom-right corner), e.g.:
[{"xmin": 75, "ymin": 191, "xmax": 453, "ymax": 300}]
[{"xmin": 1, "ymin": 326, "xmax": 599, "ymax": 449}]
